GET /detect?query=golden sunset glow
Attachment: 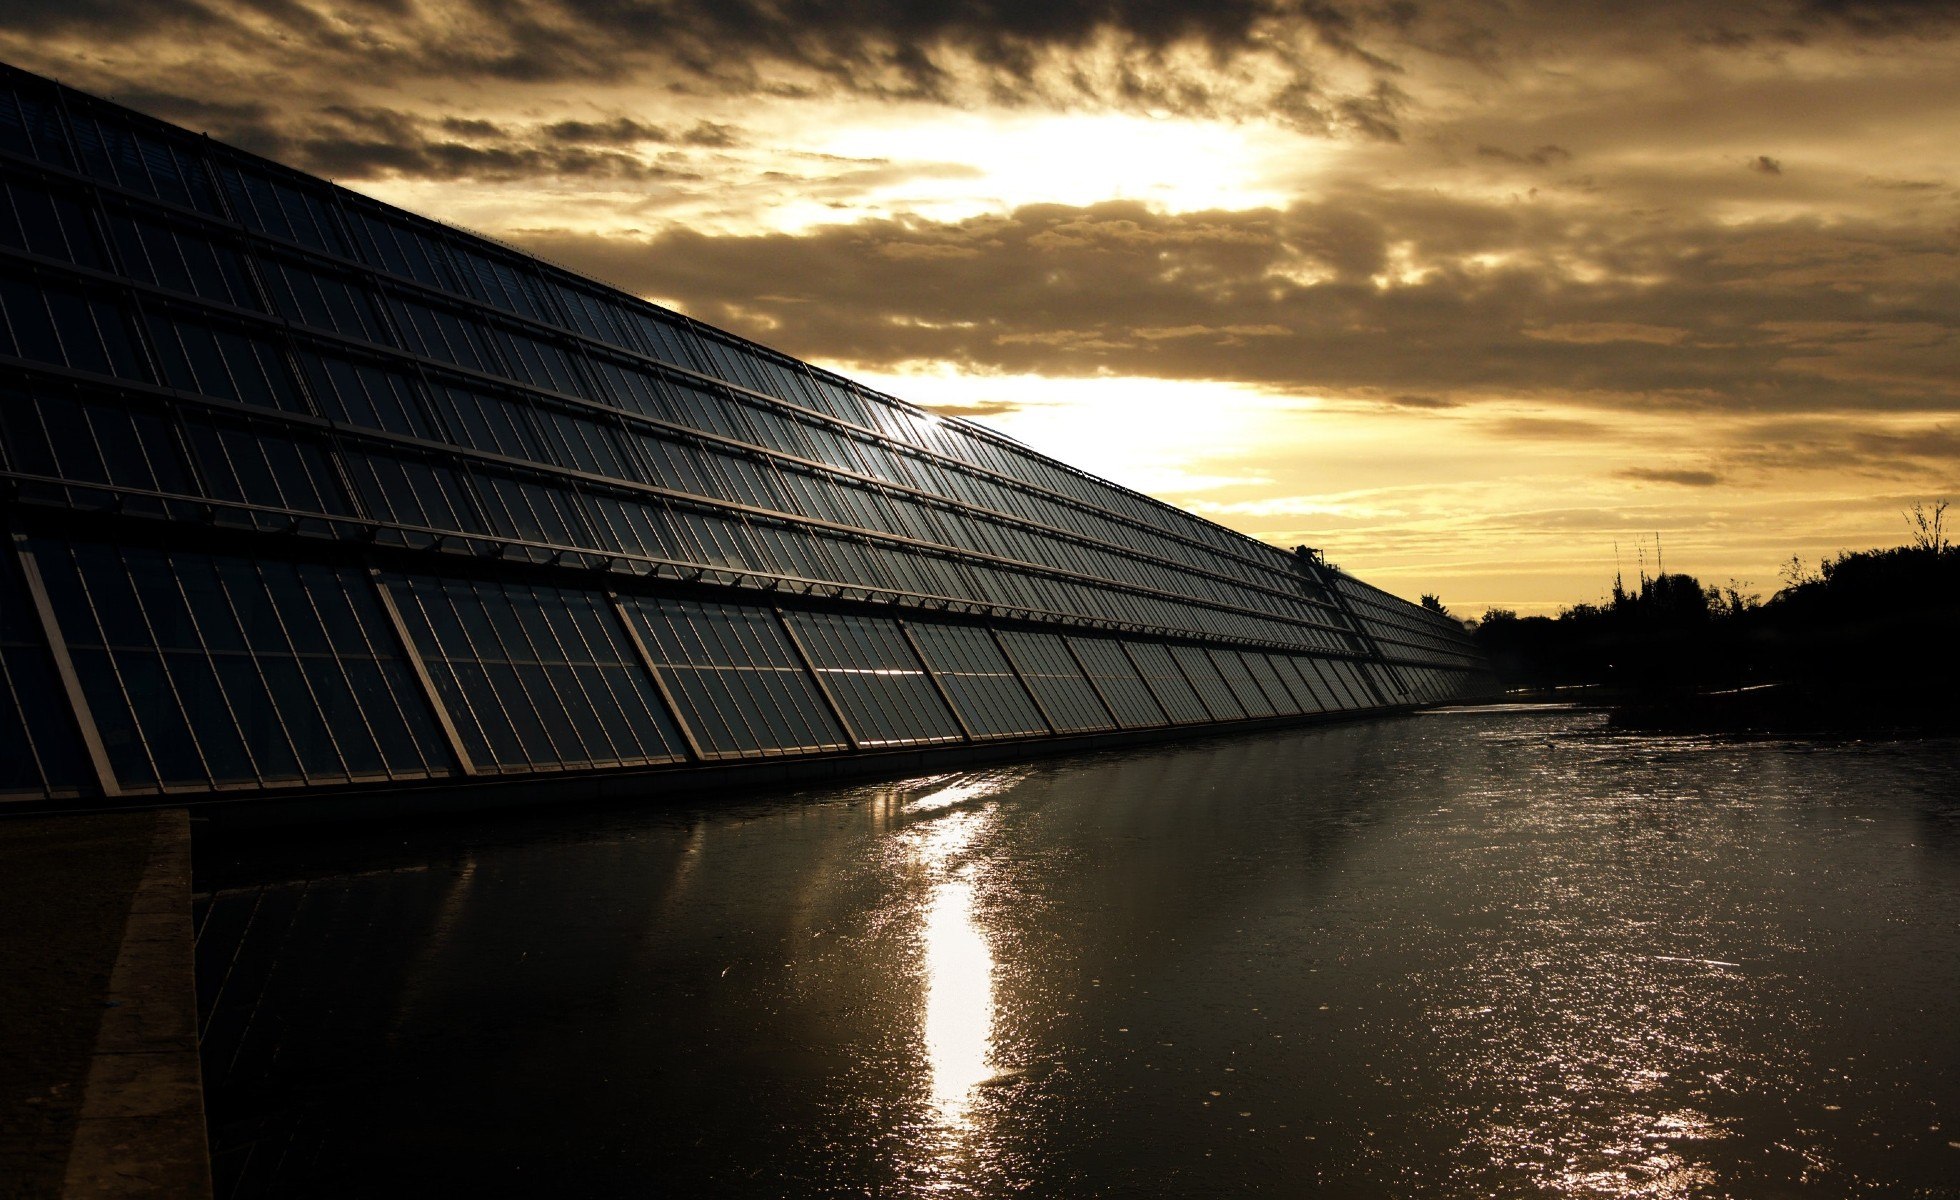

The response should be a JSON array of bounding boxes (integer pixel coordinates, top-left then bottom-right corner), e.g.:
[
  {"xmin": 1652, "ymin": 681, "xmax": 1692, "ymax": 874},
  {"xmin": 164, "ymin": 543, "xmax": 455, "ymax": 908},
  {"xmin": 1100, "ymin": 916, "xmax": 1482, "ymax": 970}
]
[{"xmin": 15, "ymin": 1, "xmax": 1951, "ymax": 613}]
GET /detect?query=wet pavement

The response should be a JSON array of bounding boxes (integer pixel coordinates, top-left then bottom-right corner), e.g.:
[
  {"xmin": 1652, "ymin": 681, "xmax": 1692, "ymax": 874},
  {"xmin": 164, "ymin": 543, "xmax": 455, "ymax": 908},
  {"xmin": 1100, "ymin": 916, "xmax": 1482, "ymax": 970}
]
[{"xmin": 194, "ymin": 708, "xmax": 1960, "ymax": 1197}]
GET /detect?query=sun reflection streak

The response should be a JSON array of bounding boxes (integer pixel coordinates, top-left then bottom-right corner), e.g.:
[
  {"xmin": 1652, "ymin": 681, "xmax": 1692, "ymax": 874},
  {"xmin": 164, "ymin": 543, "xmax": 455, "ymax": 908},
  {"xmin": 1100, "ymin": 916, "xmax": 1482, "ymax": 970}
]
[
  {"xmin": 893, "ymin": 770, "xmax": 1025, "ymax": 1134},
  {"xmin": 922, "ymin": 873, "xmax": 994, "ymax": 1124}
]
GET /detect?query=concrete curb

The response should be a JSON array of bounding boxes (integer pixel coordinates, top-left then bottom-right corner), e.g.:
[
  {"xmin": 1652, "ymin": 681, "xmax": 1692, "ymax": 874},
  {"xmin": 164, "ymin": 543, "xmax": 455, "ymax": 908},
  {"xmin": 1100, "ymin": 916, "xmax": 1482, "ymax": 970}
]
[{"xmin": 59, "ymin": 811, "xmax": 210, "ymax": 1199}]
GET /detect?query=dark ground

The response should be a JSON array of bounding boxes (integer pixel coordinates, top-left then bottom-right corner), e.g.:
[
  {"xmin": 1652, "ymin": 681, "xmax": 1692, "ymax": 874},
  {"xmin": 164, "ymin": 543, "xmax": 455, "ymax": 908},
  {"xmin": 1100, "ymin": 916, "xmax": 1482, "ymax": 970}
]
[{"xmin": 0, "ymin": 814, "xmax": 153, "ymax": 1194}]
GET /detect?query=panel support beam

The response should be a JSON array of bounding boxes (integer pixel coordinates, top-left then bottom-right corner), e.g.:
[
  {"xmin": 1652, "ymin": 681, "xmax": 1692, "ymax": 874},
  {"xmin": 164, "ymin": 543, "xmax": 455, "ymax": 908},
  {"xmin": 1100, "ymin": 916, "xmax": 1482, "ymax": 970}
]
[
  {"xmin": 774, "ymin": 608, "xmax": 861, "ymax": 752},
  {"xmin": 987, "ymin": 629, "xmax": 1059, "ymax": 735},
  {"xmin": 898, "ymin": 619, "xmax": 975, "ymax": 743},
  {"xmin": 1059, "ymin": 637, "xmax": 1125, "ymax": 730},
  {"xmin": 366, "ymin": 569, "xmax": 478, "ymax": 778},
  {"xmin": 610, "ymin": 594, "xmax": 708, "ymax": 763},
  {"xmin": 10, "ymin": 533, "xmax": 120, "ymax": 798},
  {"xmin": 1117, "ymin": 640, "xmax": 1184, "ymax": 726}
]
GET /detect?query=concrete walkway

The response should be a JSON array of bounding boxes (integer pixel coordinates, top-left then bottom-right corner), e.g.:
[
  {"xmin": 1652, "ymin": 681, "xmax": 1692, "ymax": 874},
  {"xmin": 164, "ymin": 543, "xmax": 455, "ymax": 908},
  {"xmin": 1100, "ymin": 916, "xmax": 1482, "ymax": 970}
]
[{"xmin": 0, "ymin": 810, "xmax": 210, "ymax": 1198}]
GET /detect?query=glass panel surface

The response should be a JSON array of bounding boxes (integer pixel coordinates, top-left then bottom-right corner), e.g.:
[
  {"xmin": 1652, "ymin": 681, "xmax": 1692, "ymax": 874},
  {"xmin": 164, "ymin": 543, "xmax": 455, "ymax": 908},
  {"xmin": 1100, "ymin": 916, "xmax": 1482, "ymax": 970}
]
[
  {"xmin": 1208, "ymin": 648, "xmax": 1278, "ymax": 718},
  {"xmin": 1343, "ymin": 660, "xmax": 1387, "ymax": 707},
  {"xmin": 1241, "ymin": 652, "xmax": 1303, "ymax": 715},
  {"xmin": 388, "ymin": 575, "xmax": 685, "ymax": 772},
  {"xmin": 1120, "ymin": 641, "xmax": 1212, "ymax": 725},
  {"xmin": 1065, "ymin": 637, "xmax": 1166, "ymax": 729},
  {"xmin": 1169, "ymin": 644, "xmax": 1245, "ymax": 721},
  {"xmin": 994, "ymin": 629, "xmax": 1113, "ymax": 733},
  {"xmin": 622, "ymin": 597, "xmax": 845, "ymax": 759},
  {"xmin": 1310, "ymin": 658, "xmax": 1359, "ymax": 710},
  {"xmin": 781, "ymin": 610, "xmax": 960, "ymax": 747},
  {"xmin": 0, "ymin": 546, "xmax": 89, "ymax": 796},
  {"xmin": 29, "ymin": 540, "xmax": 450, "ymax": 790},
  {"xmin": 903, "ymin": 620, "xmax": 1046, "ymax": 738},
  {"xmin": 1288, "ymin": 658, "xmax": 1339, "ymax": 711},
  {"xmin": 1265, "ymin": 655, "xmax": 1325, "ymax": 714}
]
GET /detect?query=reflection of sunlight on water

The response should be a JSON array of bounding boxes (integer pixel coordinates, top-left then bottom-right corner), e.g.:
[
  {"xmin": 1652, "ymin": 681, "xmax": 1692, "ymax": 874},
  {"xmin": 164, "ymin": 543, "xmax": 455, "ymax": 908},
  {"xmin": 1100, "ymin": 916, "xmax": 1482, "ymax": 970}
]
[
  {"xmin": 896, "ymin": 770, "xmax": 1025, "ymax": 1134},
  {"xmin": 1434, "ymin": 729, "xmax": 1776, "ymax": 1199},
  {"xmin": 923, "ymin": 874, "xmax": 993, "ymax": 1124},
  {"xmin": 909, "ymin": 769, "xmax": 1025, "ymax": 816}
]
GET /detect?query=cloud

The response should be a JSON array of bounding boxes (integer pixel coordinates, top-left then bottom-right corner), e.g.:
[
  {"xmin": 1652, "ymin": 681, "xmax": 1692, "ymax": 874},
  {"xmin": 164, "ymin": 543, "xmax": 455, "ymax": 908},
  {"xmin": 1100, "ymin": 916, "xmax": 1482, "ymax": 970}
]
[
  {"xmin": 1483, "ymin": 416, "xmax": 1615, "ymax": 441},
  {"xmin": 0, "ymin": 0, "xmax": 1421, "ymax": 136},
  {"xmin": 1526, "ymin": 323, "xmax": 1690, "ymax": 346},
  {"xmin": 1477, "ymin": 143, "xmax": 1574, "ymax": 167},
  {"xmin": 240, "ymin": 104, "xmax": 716, "ymax": 183},
  {"xmin": 7, "ymin": 0, "xmax": 1956, "ymax": 204},
  {"xmin": 540, "ymin": 116, "xmax": 671, "ymax": 146},
  {"xmin": 921, "ymin": 399, "xmax": 1024, "ymax": 419},
  {"xmin": 1618, "ymin": 467, "xmax": 1725, "ymax": 487},
  {"xmin": 513, "ymin": 191, "xmax": 1960, "ymax": 417}
]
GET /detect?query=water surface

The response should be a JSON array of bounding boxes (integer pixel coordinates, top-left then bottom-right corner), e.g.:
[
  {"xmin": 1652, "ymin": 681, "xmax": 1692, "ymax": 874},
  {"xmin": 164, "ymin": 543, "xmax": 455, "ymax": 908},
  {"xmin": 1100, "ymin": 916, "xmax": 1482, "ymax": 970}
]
[{"xmin": 196, "ymin": 709, "xmax": 1960, "ymax": 1197}]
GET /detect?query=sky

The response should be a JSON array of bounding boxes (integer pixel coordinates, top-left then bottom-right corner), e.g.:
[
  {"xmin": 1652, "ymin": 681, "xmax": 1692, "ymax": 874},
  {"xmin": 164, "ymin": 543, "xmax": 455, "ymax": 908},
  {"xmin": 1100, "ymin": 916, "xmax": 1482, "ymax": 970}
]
[{"xmin": 6, "ymin": 0, "xmax": 1955, "ymax": 614}]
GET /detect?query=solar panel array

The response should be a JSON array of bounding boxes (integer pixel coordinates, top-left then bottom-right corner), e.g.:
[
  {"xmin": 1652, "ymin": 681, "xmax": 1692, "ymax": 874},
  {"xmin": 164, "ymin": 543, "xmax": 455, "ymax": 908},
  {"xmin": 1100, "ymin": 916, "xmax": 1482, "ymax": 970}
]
[{"xmin": 0, "ymin": 62, "xmax": 1491, "ymax": 807}]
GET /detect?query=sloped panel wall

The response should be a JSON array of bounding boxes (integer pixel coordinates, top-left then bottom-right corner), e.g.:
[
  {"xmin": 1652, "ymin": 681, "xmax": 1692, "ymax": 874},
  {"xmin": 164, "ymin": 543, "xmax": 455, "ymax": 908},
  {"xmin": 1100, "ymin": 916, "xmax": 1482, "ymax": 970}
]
[{"xmin": 0, "ymin": 62, "xmax": 1493, "ymax": 809}]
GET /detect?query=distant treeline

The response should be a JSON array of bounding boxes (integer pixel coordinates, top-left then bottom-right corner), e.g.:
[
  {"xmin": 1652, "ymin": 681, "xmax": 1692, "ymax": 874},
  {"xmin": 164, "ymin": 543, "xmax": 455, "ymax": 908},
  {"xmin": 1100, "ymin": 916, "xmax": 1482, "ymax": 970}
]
[{"xmin": 1459, "ymin": 503, "xmax": 1959, "ymax": 735}]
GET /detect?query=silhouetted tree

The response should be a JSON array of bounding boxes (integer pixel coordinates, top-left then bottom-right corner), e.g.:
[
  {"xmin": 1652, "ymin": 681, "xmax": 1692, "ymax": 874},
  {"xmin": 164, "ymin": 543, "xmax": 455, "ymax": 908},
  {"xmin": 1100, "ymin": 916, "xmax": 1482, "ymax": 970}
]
[
  {"xmin": 1469, "ymin": 526, "xmax": 1958, "ymax": 732},
  {"xmin": 1904, "ymin": 499, "xmax": 1949, "ymax": 554}
]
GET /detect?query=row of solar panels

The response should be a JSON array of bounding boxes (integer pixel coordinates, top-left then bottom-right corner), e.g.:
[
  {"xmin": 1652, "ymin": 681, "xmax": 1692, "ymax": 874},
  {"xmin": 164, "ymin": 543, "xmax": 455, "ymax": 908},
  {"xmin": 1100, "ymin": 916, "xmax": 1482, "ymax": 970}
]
[{"xmin": 1, "ymin": 537, "xmax": 1479, "ymax": 800}]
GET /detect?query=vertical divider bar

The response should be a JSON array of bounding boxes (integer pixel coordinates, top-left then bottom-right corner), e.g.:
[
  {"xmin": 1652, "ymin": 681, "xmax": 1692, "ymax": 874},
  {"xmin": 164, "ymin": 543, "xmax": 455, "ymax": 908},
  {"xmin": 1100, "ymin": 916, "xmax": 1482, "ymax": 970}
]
[
  {"xmin": 987, "ymin": 628, "xmax": 1059, "ymax": 735},
  {"xmin": 773, "ymin": 608, "xmax": 861, "ymax": 751},
  {"xmin": 1058, "ymin": 636, "xmax": 1124, "ymax": 729},
  {"xmin": 365, "ymin": 569, "xmax": 478, "ymax": 777},
  {"xmin": 897, "ymin": 620, "xmax": 974, "ymax": 744},
  {"xmin": 1116, "ymin": 640, "xmax": 1182, "ymax": 726},
  {"xmin": 1164, "ymin": 643, "xmax": 1224, "ymax": 723},
  {"xmin": 1309, "ymin": 657, "xmax": 1354, "ymax": 712},
  {"xmin": 608, "ymin": 594, "xmax": 707, "ymax": 763},
  {"xmin": 11, "ymin": 533, "xmax": 120, "ymax": 798},
  {"xmin": 1236, "ymin": 650, "xmax": 1294, "ymax": 716},
  {"xmin": 1270, "ymin": 654, "xmax": 1322, "ymax": 715}
]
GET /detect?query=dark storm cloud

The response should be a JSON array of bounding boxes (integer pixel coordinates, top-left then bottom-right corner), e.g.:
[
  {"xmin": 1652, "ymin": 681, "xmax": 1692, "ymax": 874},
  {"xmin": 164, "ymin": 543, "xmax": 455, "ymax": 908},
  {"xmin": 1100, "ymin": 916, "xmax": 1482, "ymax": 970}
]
[
  {"xmin": 229, "ymin": 104, "xmax": 713, "ymax": 182},
  {"xmin": 1800, "ymin": 0, "xmax": 1960, "ymax": 37},
  {"xmin": 452, "ymin": 0, "xmax": 1376, "ymax": 90},
  {"xmin": 1848, "ymin": 425, "xmax": 1960, "ymax": 467},
  {"xmin": 7, "ymin": 0, "xmax": 1956, "ymax": 148},
  {"xmin": 680, "ymin": 121, "xmax": 740, "ymax": 147},
  {"xmin": 91, "ymin": 86, "xmax": 274, "ymax": 132},
  {"xmin": 0, "ymin": 0, "xmax": 1397, "ymax": 131},
  {"xmin": 0, "ymin": 0, "xmax": 209, "ymax": 35},
  {"xmin": 515, "ymin": 193, "xmax": 1959, "ymax": 415},
  {"xmin": 541, "ymin": 116, "xmax": 671, "ymax": 145}
]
